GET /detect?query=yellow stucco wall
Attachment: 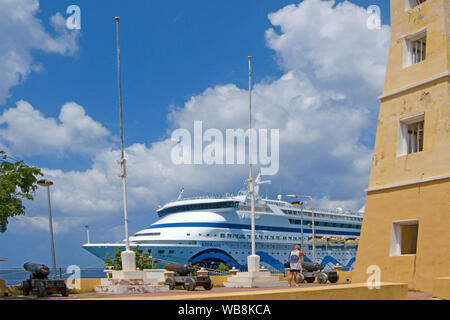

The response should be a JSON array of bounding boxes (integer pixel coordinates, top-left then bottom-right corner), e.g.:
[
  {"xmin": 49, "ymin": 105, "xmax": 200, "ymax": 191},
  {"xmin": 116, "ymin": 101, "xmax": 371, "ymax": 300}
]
[
  {"xmin": 353, "ymin": 0, "xmax": 450, "ymax": 294},
  {"xmin": 383, "ymin": 0, "xmax": 449, "ymax": 95},
  {"xmin": 353, "ymin": 179, "xmax": 450, "ymax": 292},
  {"xmin": 433, "ymin": 277, "xmax": 450, "ymax": 300},
  {"xmin": 369, "ymin": 81, "xmax": 450, "ymax": 188},
  {"xmin": 0, "ymin": 280, "xmax": 6, "ymax": 296}
]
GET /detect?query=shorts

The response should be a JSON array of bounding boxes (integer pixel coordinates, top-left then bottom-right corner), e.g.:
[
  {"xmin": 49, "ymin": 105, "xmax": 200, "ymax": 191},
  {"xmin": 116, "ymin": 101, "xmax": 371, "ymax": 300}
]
[{"xmin": 290, "ymin": 269, "xmax": 301, "ymax": 273}]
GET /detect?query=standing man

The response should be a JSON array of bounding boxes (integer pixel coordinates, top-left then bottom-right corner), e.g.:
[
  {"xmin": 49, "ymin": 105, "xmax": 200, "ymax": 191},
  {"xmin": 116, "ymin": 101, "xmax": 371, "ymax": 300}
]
[{"xmin": 288, "ymin": 244, "xmax": 306, "ymax": 287}]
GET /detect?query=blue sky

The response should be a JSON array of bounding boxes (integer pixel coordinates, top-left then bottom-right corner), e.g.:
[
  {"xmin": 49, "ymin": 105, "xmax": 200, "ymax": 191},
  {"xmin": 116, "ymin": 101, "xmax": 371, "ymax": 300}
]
[{"xmin": 1, "ymin": 0, "xmax": 390, "ymax": 268}]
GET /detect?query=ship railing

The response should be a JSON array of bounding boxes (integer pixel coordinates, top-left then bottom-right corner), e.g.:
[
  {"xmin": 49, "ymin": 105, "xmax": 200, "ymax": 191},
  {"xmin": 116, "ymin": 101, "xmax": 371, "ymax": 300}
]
[{"xmin": 176, "ymin": 192, "xmax": 246, "ymax": 202}]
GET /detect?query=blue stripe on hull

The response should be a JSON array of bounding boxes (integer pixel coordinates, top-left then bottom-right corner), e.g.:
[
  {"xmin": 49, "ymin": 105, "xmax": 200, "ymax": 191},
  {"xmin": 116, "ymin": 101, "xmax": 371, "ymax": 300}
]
[{"xmin": 148, "ymin": 222, "xmax": 360, "ymax": 236}]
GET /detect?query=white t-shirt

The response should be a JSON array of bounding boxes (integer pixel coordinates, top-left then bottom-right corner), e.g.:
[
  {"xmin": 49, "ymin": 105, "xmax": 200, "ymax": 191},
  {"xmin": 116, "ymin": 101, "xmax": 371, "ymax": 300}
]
[{"xmin": 289, "ymin": 249, "xmax": 303, "ymax": 270}]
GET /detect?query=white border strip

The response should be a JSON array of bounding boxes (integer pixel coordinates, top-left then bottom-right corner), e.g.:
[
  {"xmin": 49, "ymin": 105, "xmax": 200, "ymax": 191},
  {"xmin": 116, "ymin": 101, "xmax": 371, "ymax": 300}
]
[
  {"xmin": 365, "ymin": 174, "xmax": 450, "ymax": 192},
  {"xmin": 378, "ymin": 71, "xmax": 450, "ymax": 101}
]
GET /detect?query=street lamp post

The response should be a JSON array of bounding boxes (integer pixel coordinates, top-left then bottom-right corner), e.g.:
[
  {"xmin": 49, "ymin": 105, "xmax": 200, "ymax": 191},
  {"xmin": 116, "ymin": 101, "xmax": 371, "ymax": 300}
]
[
  {"xmin": 300, "ymin": 204, "xmax": 304, "ymax": 248},
  {"xmin": 287, "ymin": 195, "xmax": 315, "ymax": 263},
  {"xmin": 37, "ymin": 179, "xmax": 57, "ymax": 279}
]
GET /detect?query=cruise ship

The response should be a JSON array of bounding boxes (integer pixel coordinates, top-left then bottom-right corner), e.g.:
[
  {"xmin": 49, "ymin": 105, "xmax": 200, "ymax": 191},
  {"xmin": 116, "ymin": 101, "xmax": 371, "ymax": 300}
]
[{"xmin": 83, "ymin": 174, "xmax": 364, "ymax": 272}]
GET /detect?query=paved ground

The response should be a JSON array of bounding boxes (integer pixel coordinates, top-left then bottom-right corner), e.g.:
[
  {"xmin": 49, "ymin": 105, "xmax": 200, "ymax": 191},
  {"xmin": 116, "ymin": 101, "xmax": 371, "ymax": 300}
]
[{"xmin": 407, "ymin": 290, "xmax": 439, "ymax": 300}]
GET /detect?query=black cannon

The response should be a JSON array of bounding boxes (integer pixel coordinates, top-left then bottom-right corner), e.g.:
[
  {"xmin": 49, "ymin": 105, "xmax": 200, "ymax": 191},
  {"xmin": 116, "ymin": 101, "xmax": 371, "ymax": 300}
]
[
  {"xmin": 301, "ymin": 261, "xmax": 322, "ymax": 272},
  {"xmin": 301, "ymin": 262, "xmax": 339, "ymax": 284},
  {"xmin": 20, "ymin": 262, "xmax": 69, "ymax": 297},
  {"xmin": 164, "ymin": 263, "xmax": 213, "ymax": 291},
  {"xmin": 284, "ymin": 261, "xmax": 339, "ymax": 284}
]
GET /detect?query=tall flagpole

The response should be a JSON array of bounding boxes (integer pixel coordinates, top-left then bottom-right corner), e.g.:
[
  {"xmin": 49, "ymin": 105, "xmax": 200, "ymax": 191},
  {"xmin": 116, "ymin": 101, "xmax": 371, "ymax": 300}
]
[{"xmin": 115, "ymin": 16, "xmax": 135, "ymax": 271}]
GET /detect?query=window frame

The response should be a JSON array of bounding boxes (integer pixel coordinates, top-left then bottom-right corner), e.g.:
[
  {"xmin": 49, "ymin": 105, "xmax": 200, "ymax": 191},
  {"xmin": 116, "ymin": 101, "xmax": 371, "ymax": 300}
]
[
  {"xmin": 403, "ymin": 29, "xmax": 427, "ymax": 67},
  {"xmin": 390, "ymin": 219, "xmax": 419, "ymax": 256},
  {"xmin": 405, "ymin": 0, "xmax": 426, "ymax": 10},
  {"xmin": 397, "ymin": 113, "xmax": 425, "ymax": 157}
]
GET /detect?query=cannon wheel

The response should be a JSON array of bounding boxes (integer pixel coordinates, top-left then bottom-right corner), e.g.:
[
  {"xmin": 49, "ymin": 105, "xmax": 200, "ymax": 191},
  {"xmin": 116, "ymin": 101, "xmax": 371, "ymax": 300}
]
[
  {"xmin": 165, "ymin": 277, "xmax": 176, "ymax": 290},
  {"xmin": 36, "ymin": 281, "xmax": 46, "ymax": 297},
  {"xmin": 305, "ymin": 277, "xmax": 315, "ymax": 283},
  {"xmin": 21, "ymin": 280, "xmax": 31, "ymax": 296},
  {"xmin": 183, "ymin": 277, "xmax": 196, "ymax": 291},
  {"xmin": 60, "ymin": 286, "xmax": 69, "ymax": 297},
  {"xmin": 203, "ymin": 278, "xmax": 213, "ymax": 290},
  {"xmin": 298, "ymin": 273, "xmax": 305, "ymax": 284},
  {"xmin": 328, "ymin": 273, "xmax": 339, "ymax": 284},
  {"xmin": 317, "ymin": 272, "xmax": 328, "ymax": 284}
]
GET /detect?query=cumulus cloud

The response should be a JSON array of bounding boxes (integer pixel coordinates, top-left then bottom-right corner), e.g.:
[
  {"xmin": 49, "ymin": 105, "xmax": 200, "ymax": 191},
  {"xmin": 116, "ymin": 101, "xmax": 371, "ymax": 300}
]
[
  {"xmin": 0, "ymin": 101, "xmax": 110, "ymax": 156},
  {"xmin": 13, "ymin": 215, "xmax": 78, "ymax": 234},
  {"xmin": 265, "ymin": 0, "xmax": 389, "ymax": 90},
  {"xmin": 0, "ymin": 0, "xmax": 80, "ymax": 104}
]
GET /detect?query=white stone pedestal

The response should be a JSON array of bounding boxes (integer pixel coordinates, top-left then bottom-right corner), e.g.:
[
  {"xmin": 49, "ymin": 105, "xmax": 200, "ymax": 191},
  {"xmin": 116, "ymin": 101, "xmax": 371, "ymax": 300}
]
[
  {"xmin": 121, "ymin": 250, "xmax": 136, "ymax": 271},
  {"xmin": 94, "ymin": 269, "xmax": 169, "ymax": 294},
  {"xmin": 223, "ymin": 255, "xmax": 288, "ymax": 288},
  {"xmin": 223, "ymin": 271, "xmax": 288, "ymax": 288}
]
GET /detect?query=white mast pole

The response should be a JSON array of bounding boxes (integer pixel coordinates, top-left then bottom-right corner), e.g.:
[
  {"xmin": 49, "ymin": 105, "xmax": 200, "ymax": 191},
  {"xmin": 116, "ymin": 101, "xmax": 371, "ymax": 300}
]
[
  {"xmin": 246, "ymin": 56, "xmax": 260, "ymax": 273},
  {"xmin": 115, "ymin": 16, "xmax": 135, "ymax": 271},
  {"xmin": 85, "ymin": 224, "xmax": 91, "ymax": 244}
]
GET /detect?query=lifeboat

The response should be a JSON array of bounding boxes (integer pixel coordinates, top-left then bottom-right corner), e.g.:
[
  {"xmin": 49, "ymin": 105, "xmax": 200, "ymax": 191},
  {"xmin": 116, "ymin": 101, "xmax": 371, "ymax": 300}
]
[
  {"xmin": 344, "ymin": 237, "xmax": 359, "ymax": 247},
  {"xmin": 327, "ymin": 236, "xmax": 345, "ymax": 246},
  {"xmin": 308, "ymin": 236, "xmax": 327, "ymax": 247}
]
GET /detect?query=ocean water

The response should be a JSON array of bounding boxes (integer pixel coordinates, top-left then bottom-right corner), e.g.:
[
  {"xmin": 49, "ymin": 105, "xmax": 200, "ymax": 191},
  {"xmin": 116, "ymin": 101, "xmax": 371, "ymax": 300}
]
[{"xmin": 0, "ymin": 268, "xmax": 106, "ymax": 286}]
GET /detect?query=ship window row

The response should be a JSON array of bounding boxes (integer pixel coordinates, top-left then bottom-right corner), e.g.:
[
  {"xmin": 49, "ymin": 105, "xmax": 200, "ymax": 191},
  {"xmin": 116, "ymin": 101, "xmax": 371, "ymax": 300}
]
[
  {"xmin": 218, "ymin": 232, "xmax": 303, "ymax": 242},
  {"xmin": 288, "ymin": 219, "xmax": 361, "ymax": 229},
  {"xmin": 158, "ymin": 201, "xmax": 239, "ymax": 215},
  {"xmin": 135, "ymin": 232, "xmax": 161, "ymax": 236},
  {"xmin": 282, "ymin": 209, "xmax": 362, "ymax": 222}
]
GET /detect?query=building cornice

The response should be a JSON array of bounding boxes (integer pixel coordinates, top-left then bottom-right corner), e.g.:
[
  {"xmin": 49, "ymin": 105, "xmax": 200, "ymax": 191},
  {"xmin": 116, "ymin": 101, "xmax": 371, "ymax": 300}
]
[
  {"xmin": 365, "ymin": 174, "xmax": 450, "ymax": 193},
  {"xmin": 378, "ymin": 71, "xmax": 450, "ymax": 101}
]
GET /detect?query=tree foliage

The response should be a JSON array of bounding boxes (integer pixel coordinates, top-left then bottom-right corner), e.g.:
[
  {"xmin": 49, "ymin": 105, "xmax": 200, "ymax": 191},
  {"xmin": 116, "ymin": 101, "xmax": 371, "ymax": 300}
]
[
  {"xmin": 104, "ymin": 246, "xmax": 159, "ymax": 270},
  {"xmin": 0, "ymin": 151, "xmax": 43, "ymax": 233},
  {"xmin": 215, "ymin": 262, "xmax": 230, "ymax": 272}
]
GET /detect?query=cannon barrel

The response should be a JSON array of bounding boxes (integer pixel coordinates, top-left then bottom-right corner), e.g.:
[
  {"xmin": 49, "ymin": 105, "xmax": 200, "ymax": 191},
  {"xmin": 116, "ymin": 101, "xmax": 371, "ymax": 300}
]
[
  {"xmin": 24, "ymin": 262, "xmax": 50, "ymax": 279},
  {"xmin": 164, "ymin": 263, "xmax": 194, "ymax": 276},
  {"xmin": 301, "ymin": 261, "xmax": 323, "ymax": 272}
]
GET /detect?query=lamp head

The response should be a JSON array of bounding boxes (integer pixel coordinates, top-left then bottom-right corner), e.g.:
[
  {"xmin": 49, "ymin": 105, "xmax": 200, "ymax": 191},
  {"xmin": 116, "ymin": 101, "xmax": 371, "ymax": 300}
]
[{"xmin": 37, "ymin": 179, "xmax": 53, "ymax": 187}]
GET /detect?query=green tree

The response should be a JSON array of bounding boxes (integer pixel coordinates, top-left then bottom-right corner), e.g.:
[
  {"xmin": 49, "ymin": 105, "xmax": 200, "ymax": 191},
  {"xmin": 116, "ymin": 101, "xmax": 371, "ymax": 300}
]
[
  {"xmin": 104, "ymin": 246, "xmax": 158, "ymax": 270},
  {"xmin": 215, "ymin": 262, "xmax": 230, "ymax": 272},
  {"xmin": 0, "ymin": 151, "xmax": 43, "ymax": 233}
]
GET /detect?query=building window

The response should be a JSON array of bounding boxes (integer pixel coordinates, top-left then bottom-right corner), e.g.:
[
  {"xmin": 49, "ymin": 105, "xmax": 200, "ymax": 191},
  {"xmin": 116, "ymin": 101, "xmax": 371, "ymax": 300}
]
[
  {"xmin": 397, "ymin": 113, "xmax": 425, "ymax": 156},
  {"xmin": 390, "ymin": 220, "xmax": 419, "ymax": 256},
  {"xmin": 404, "ymin": 30, "xmax": 426, "ymax": 67},
  {"xmin": 406, "ymin": 0, "xmax": 426, "ymax": 10}
]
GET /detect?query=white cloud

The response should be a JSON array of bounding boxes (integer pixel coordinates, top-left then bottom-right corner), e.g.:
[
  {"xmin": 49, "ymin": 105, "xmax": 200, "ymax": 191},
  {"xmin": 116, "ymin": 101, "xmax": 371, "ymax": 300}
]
[
  {"xmin": 0, "ymin": 100, "xmax": 110, "ymax": 156},
  {"xmin": 265, "ymin": 0, "xmax": 389, "ymax": 91},
  {"xmin": 13, "ymin": 215, "xmax": 79, "ymax": 234},
  {"xmin": 0, "ymin": 0, "xmax": 80, "ymax": 104}
]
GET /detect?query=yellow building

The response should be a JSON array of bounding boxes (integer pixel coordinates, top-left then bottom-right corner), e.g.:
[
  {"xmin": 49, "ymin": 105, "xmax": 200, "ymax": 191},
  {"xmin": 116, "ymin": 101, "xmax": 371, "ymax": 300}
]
[{"xmin": 352, "ymin": 0, "xmax": 450, "ymax": 294}]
